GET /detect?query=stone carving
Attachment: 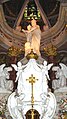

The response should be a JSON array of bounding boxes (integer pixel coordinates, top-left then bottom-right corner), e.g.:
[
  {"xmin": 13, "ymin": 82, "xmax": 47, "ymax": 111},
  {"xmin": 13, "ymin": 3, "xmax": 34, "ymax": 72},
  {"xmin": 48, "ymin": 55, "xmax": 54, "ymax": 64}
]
[
  {"xmin": 52, "ymin": 63, "xmax": 67, "ymax": 89},
  {"xmin": 37, "ymin": 60, "xmax": 53, "ymax": 95},
  {"xmin": 8, "ymin": 59, "xmax": 56, "ymax": 119},
  {"xmin": 11, "ymin": 62, "xmax": 27, "ymax": 94},
  {"xmin": 0, "ymin": 64, "xmax": 13, "ymax": 91},
  {"xmin": 22, "ymin": 18, "xmax": 41, "ymax": 56}
]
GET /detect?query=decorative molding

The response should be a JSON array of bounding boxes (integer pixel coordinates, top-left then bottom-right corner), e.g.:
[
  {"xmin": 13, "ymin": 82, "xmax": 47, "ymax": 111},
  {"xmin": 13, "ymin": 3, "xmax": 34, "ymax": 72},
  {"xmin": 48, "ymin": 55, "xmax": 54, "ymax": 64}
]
[
  {"xmin": 7, "ymin": 46, "xmax": 22, "ymax": 56},
  {"xmin": 44, "ymin": 44, "xmax": 57, "ymax": 56},
  {"xmin": 0, "ymin": 0, "xmax": 10, "ymax": 4},
  {"xmin": 13, "ymin": 0, "xmax": 29, "ymax": 28}
]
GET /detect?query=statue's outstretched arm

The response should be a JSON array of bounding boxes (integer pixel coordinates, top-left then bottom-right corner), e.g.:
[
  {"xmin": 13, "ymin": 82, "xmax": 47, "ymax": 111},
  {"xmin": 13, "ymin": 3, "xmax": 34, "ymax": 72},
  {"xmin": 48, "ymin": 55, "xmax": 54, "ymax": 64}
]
[{"xmin": 11, "ymin": 64, "xmax": 18, "ymax": 71}]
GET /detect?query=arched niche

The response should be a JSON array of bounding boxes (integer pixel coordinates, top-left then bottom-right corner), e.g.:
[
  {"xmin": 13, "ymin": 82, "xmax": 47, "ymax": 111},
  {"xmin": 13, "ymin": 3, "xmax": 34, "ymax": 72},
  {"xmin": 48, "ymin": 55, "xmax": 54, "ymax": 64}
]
[{"xmin": 25, "ymin": 109, "xmax": 40, "ymax": 119}]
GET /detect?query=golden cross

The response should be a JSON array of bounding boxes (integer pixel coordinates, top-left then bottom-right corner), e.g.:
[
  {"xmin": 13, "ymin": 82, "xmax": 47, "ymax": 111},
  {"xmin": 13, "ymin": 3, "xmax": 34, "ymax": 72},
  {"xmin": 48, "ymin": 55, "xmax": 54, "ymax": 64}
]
[
  {"xmin": 26, "ymin": 74, "xmax": 38, "ymax": 105},
  {"xmin": 31, "ymin": 109, "xmax": 35, "ymax": 119}
]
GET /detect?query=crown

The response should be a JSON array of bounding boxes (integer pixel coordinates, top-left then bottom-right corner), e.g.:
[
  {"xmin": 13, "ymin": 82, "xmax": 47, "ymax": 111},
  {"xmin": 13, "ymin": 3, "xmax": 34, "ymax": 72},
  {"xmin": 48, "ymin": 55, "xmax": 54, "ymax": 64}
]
[{"xmin": 26, "ymin": 49, "xmax": 38, "ymax": 60}]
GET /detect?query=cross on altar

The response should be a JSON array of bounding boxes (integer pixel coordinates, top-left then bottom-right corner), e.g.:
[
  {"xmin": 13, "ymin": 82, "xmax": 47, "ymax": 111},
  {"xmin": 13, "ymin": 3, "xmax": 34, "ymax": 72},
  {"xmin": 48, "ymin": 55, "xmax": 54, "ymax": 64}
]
[{"xmin": 26, "ymin": 74, "xmax": 38, "ymax": 106}]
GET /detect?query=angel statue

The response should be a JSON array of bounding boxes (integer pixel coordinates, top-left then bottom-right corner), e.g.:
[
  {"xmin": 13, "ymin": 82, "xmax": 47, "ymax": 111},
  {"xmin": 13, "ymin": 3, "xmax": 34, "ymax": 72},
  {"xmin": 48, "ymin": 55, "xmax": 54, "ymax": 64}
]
[
  {"xmin": 37, "ymin": 60, "xmax": 53, "ymax": 95},
  {"xmin": 11, "ymin": 61, "xmax": 27, "ymax": 95},
  {"xmin": 52, "ymin": 63, "xmax": 67, "ymax": 89},
  {"xmin": 42, "ymin": 61, "xmax": 53, "ymax": 95},
  {"xmin": 22, "ymin": 18, "xmax": 41, "ymax": 56},
  {"xmin": 0, "ymin": 64, "xmax": 13, "ymax": 91},
  {"xmin": 42, "ymin": 61, "xmax": 53, "ymax": 80}
]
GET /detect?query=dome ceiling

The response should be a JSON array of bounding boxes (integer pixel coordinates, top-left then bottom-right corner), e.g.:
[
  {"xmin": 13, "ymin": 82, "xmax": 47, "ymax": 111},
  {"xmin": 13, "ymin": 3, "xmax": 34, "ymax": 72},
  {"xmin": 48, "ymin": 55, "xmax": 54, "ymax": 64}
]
[{"xmin": 2, "ymin": 0, "xmax": 60, "ymax": 28}]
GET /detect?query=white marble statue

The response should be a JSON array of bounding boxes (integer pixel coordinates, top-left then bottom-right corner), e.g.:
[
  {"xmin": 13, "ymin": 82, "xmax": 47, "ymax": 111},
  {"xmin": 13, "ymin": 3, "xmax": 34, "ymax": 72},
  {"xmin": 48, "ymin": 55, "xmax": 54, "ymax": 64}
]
[
  {"xmin": 37, "ymin": 60, "xmax": 53, "ymax": 95},
  {"xmin": 8, "ymin": 59, "xmax": 56, "ymax": 119},
  {"xmin": 37, "ymin": 60, "xmax": 53, "ymax": 80},
  {"xmin": 11, "ymin": 61, "xmax": 28, "ymax": 94},
  {"xmin": 0, "ymin": 64, "xmax": 13, "ymax": 91},
  {"xmin": 52, "ymin": 63, "xmax": 67, "ymax": 89},
  {"xmin": 41, "ymin": 91, "xmax": 56, "ymax": 119},
  {"xmin": 8, "ymin": 92, "xmax": 25, "ymax": 119},
  {"xmin": 22, "ymin": 18, "xmax": 41, "ymax": 56},
  {"xmin": 42, "ymin": 61, "xmax": 53, "ymax": 80}
]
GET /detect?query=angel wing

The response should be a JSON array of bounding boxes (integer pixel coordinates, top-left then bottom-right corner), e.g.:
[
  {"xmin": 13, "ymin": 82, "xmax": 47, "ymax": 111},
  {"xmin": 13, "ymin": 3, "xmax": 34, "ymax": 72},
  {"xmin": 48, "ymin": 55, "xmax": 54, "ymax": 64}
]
[
  {"xmin": 37, "ymin": 60, "xmax": 47, "ymax": 69},
  {"xmin": 18, "ymin": 61, "xmax": 28, "ymax": 69},
  {"xmin": 52, "ymin": 66, "xmax": 59, "ymax": 71},
  {"xmin": 11, "ymin": 64, "xmax": 18, "ymax": 71},
  {"xmin": 0, "ymin": 64, "xmax": 6, "ymax": 72},
  {"xmin": 4, "ymin": 67, "xmax": 12, "ymax": 72},
  {"xmin": 48, "ymin": 63, "xmax": 53, "ymax": 70},
  {"xmin": 59, "ymin": 63, "xmax": 67, "ymax": 78}
]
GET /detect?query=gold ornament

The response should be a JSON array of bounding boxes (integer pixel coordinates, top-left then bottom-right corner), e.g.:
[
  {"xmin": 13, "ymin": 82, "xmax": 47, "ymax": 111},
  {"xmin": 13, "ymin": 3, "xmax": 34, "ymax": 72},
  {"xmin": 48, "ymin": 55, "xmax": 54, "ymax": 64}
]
[
  {"xmin": 26, "ymin": 49, "xmax": 38, "ymax": 60},
  {"xmin": 8, "ymin": 46, "xmax": 22, "ymax": 56},
  {"xmin": 44, "ymin": 44, "xmax": 57, "ymax": 56}
]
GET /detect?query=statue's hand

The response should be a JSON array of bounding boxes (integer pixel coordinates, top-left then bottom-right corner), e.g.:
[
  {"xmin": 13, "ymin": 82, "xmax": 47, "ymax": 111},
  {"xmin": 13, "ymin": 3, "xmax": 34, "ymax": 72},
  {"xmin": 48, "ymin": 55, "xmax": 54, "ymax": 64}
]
[{"xmin": 22, "ymin": 29, "xmax": 25, "ymax": 32}]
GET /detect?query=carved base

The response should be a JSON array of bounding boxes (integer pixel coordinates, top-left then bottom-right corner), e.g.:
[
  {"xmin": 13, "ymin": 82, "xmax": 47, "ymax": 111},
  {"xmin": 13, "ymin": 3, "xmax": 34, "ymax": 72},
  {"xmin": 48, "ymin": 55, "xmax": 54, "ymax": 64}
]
[{"xmin": 54, "ymin": 87, "xmax": 67, "ymax": 119}]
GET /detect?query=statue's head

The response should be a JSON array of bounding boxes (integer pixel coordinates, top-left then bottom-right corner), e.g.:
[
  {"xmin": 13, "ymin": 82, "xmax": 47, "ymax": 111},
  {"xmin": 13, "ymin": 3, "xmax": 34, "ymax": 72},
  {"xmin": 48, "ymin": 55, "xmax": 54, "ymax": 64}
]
[
  {"xmin": 4, "ymin": 67, "xmax": 12, "ymax": 79},
  {"xmin": 43, "ymin": 60, "xmax": 47, "ymax": 66},
  {"xmin": 31, "ymin": 18, "xmax": 37, "ymax": 27},
  {"xmin": 17, "ymin": 61, "xmax": 22, "ymax": 67},
  {"xmin": 27, "ymin": 24, "xmax": 31, "ymax": 31}
]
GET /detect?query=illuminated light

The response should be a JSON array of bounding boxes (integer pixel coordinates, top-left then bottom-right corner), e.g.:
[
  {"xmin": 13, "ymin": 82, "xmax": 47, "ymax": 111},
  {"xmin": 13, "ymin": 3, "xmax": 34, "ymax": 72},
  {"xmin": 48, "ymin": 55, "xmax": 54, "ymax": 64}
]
[{"xmin": 23, "ymin": 1, "xmax": 41, "ymax": 20}]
